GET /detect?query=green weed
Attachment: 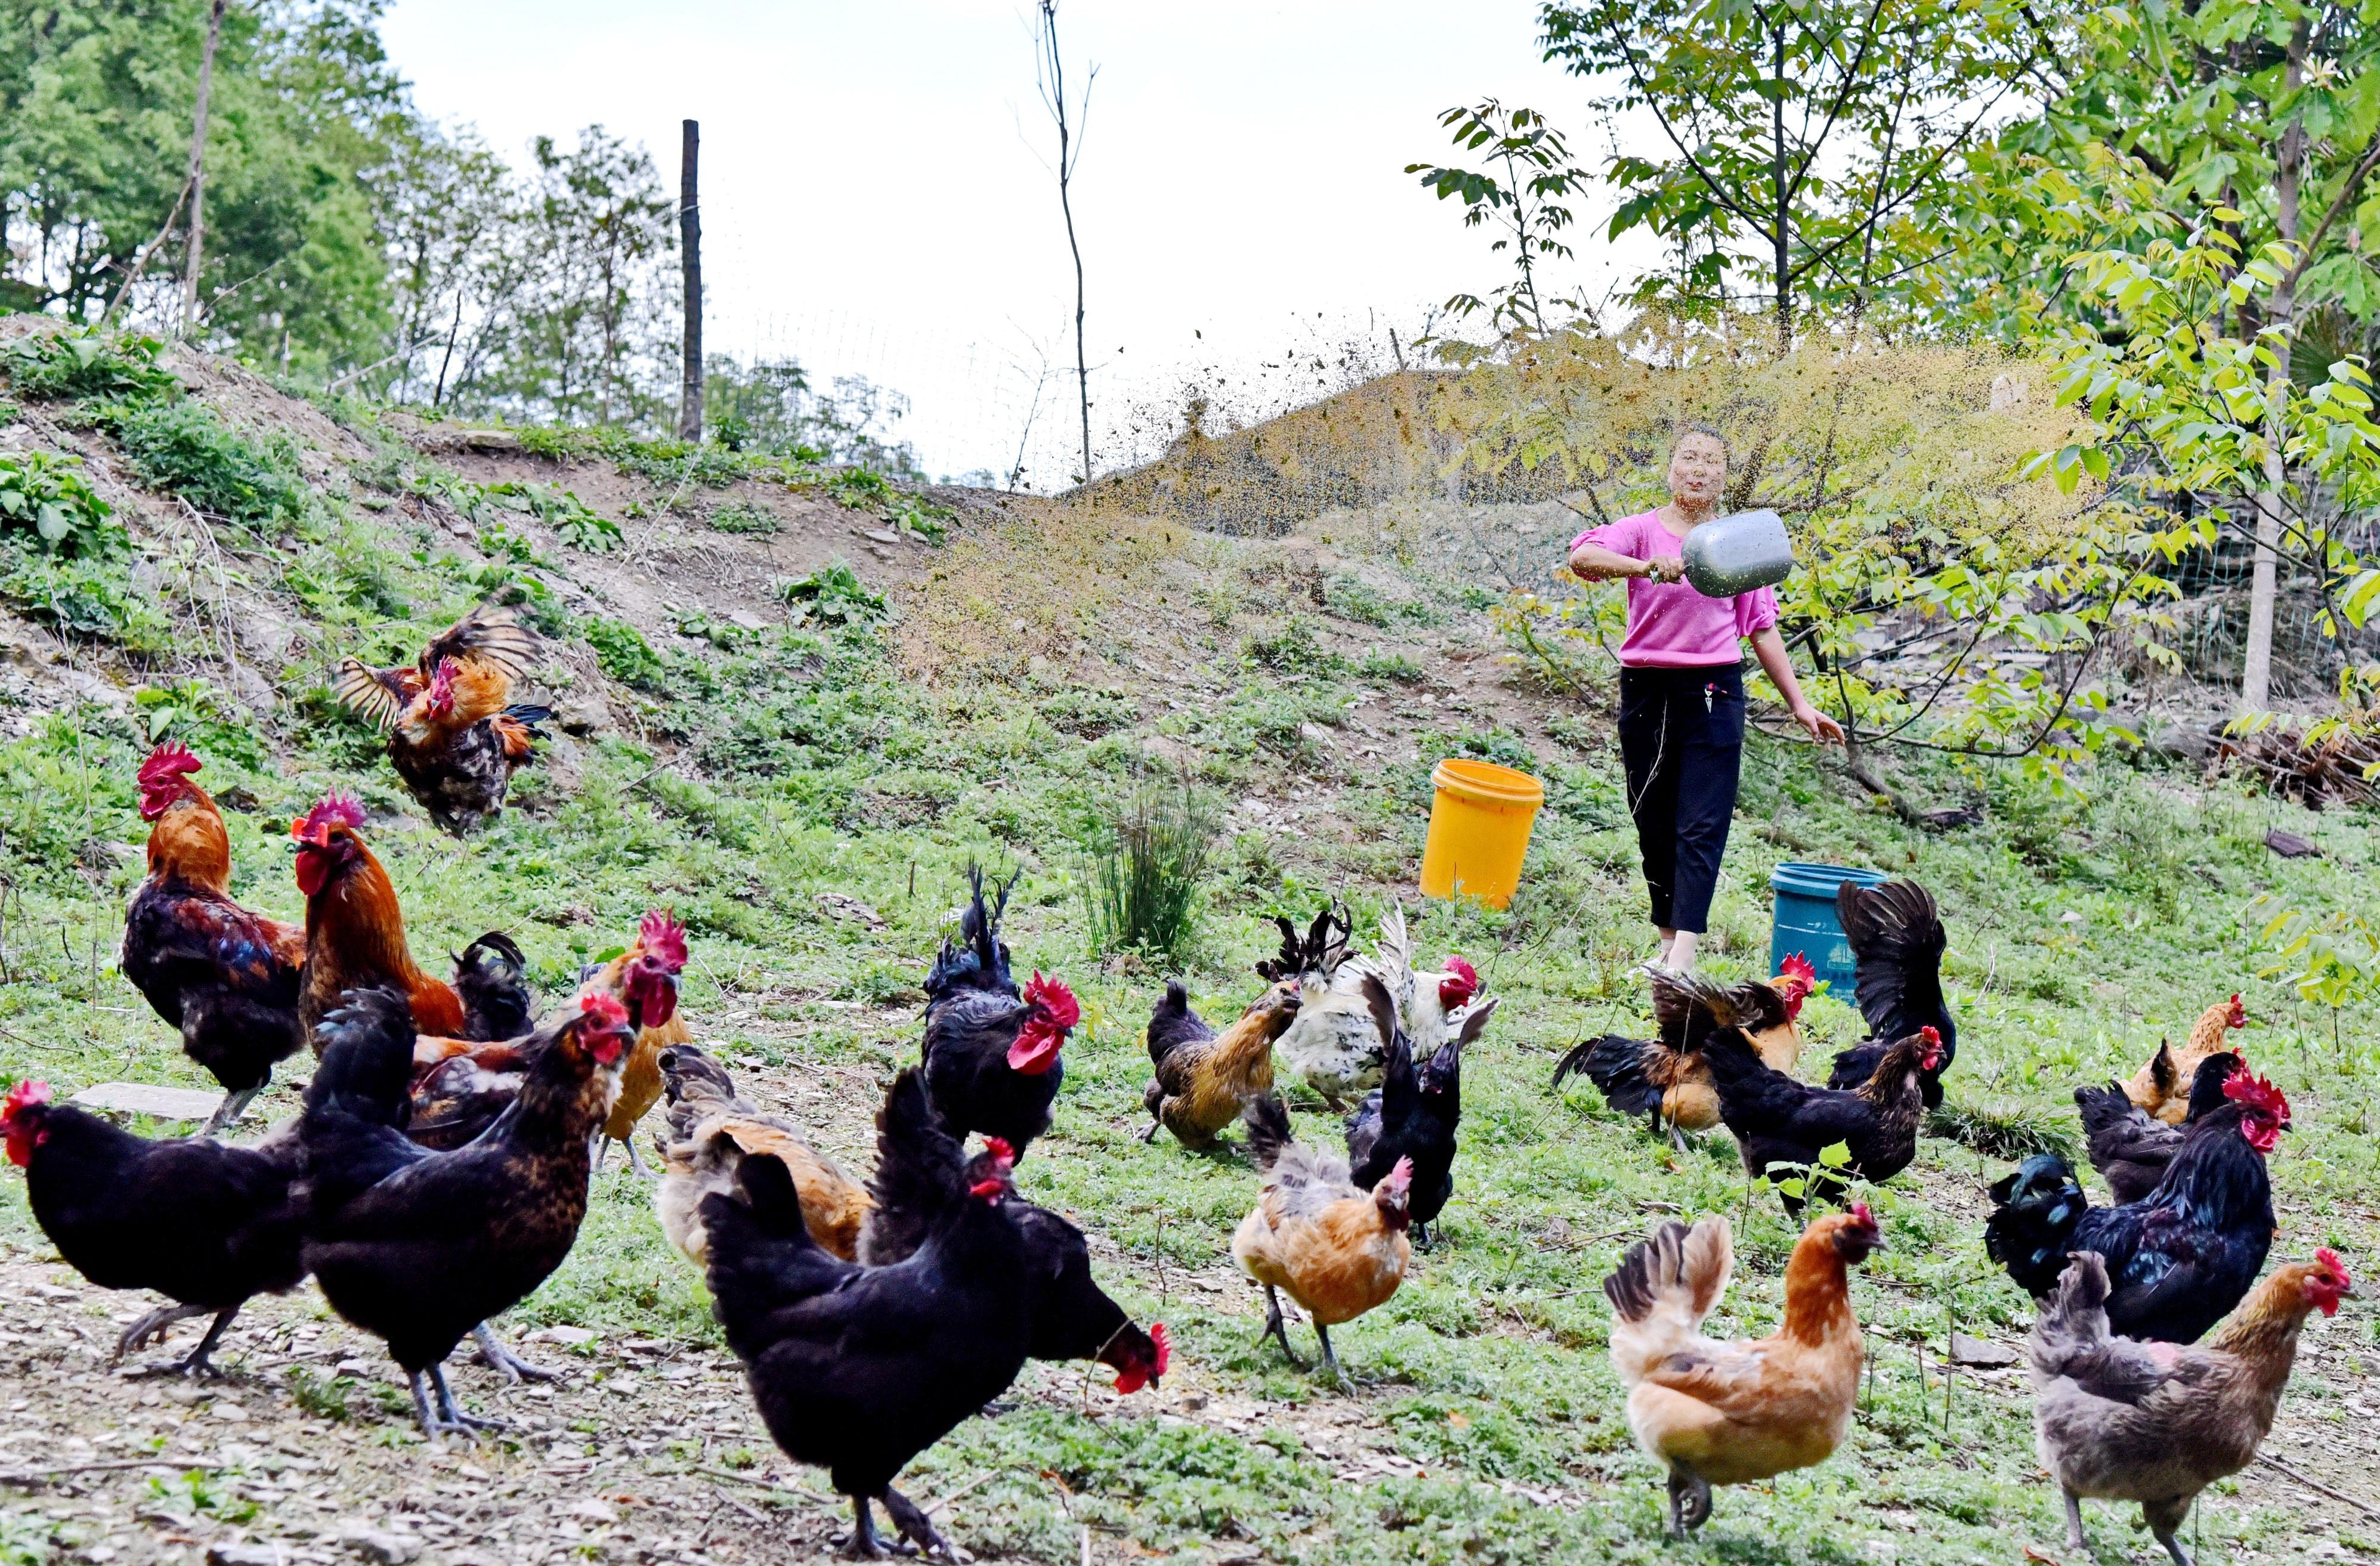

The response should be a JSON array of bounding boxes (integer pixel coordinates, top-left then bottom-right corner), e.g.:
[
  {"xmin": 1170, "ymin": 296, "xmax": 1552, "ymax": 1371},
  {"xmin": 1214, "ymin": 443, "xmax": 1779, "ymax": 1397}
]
[{"xmin": 1081, "ymin": 781, "xmax": 1219, "ymax": 965}]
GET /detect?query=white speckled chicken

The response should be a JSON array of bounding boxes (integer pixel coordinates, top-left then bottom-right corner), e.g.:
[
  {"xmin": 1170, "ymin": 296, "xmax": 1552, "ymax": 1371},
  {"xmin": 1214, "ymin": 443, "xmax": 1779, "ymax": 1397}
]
[{"xmin": 1260, "ymin": 906, "xmax": 1385, "ymax": 1110}]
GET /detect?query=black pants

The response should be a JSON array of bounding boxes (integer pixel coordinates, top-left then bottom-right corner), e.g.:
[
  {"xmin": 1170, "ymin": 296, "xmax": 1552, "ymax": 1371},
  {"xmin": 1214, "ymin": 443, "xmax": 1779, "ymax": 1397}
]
[{"xmin": 1618, "ymin": 663, "xmax": 1745, "ymax": 936}]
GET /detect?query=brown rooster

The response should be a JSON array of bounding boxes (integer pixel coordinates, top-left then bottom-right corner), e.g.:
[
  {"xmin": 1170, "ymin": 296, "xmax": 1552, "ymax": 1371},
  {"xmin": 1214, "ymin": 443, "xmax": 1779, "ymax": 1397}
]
[
  {"xmin": 1139, "ymin": 979, "xmax": 1301, "ymax": 1147},
  {"xmin": 292, "ymin": 793, "xmax": 471, "ymax": 1041},
  {"xmin": 1550, "ymin": 955, "xmax": 1815, "ymax": 1147},
  {"xmin": 335, "ymin": 606, "xmax": 548, "ymax": 835},
  {"xmin": 121, "ymin": 742, "xmax": 307, "ymax": 1132},
  {"xmin": 2125, "ymin": 994, "xmax": 2249, "ymax": 1124},
  {"xmin": 651, "ymin": 1042, "xmax": 871, "ymax": 1264},
  {"xmin": 2030, "ymin": 1246, "xmax": 2353, "ymax": 1565}
]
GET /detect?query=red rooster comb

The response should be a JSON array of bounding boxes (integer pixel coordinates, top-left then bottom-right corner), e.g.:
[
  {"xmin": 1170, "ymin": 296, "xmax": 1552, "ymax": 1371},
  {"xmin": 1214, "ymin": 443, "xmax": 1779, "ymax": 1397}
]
[
  {"xmin": 2224, "ymin": 1069, "xmax": 2291, "ymax": 1124},
  {"xmin": 2312, "ymin": 1248, "xmax": 2355, "ymax": 1314},
  {"xmin": 638, "ymin": 909, "xmax": 689, "ymax": 972},
  {"xmin": 2227, "ymin": 993, "xmax": 2248, "ymax": 1025},
  {"xmin": 138, "ymin": 742, "xmax": 202, "ymax": 787},
  {"xmin": 1778, "ymin": 952, "xmax": 1817, "ymax": 988},
  {"xmin": 579, "ymin": 992, "xmax": 630, "ymax": 1030},
  {"xmin": 2, "ymin": 1080, "xmax": 51, "ymax": 1120},
  {"xmin": 1113, "ymin": 1321, "xmax": 1173, "ymax": 1394},
  {"xmin": 1920, "ymin": 1025, "xmax": 1942, "ymax": 1044},
  {"xmin": 982, "ymin": 1136, "xmax": 1017, "ymax": 1168},
  {"xmin": 2317, "ymin": 1246, "xmax": 2348, "ymax": 1280},
  {"xmin": 1387, "ymin": 1156, "xmax": 1414, "ymax": 1194},
  {"xmin": 1849, "ymin": 1202, "xmax": 1877, "ymax": 1228},
  {"xmin": 292, "ymin": 790, "xmax": 367, "ymax": 843},
  {"xmin": 1023, "ymin": 973, "xmax": 1080, "ymax": 1029}
]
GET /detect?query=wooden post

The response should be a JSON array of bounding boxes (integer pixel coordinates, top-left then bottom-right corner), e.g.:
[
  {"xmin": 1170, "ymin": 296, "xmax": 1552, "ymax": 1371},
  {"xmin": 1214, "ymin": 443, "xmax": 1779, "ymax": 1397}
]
[
  {"xmin": 678, "ymin": 119, "xmax": 703, "ymax": 442},
  {"xmin": 181, "ymin": 0, "xmax": 227, "ymax": 337}
]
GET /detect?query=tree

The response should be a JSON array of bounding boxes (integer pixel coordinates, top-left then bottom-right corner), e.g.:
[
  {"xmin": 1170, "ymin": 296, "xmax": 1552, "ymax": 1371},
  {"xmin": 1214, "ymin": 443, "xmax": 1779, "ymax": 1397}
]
[
  {"xmin": 1033, "ymin": 0, "xmax": 1095, "ymax": 485},
  {"xmin": 1406, "ymin": 100, "xmax": 1593, "ymax": 335},
  {"xmin": 1538, "ymin": 0, "xmax": 2036, "ymax": 343}
]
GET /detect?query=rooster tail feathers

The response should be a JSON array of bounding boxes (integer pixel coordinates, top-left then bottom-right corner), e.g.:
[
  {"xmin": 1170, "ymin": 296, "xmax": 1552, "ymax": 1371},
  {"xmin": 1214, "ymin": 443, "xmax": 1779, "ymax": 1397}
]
[
  {"xmin": 1242, "ymin": 1093, "xmax": 1295, "ymax": 1173},
  {"xmin": 1157, "ymin": 979, "xmax": 1192, "ymax": 1019},
  {"xmin": 1552, "ymin": 1033, "xmax": 1666, "ymax": 1119},
  {"xmin": 1649, "ymin": 964, "xmax": 1757, "ymax": 1033},
  {"xmin": 1376, "ymin": 902, "xmax": 1414, "ymax": 1007},
  {"xmin": 926, "ymin": 864, "xmax": 1019, "ymax": 1000},
  {"xmin": 658, "ymin": 1041, "xmax": 739, "ymax": 1107},
  {"xmin": 1359, "ymin": 971, "xmax": 1402, "ymax": 1059},
  {"xmin": 306, "ymin": 985, "xmax": 418, "ymax": 1125},
  {"xmin": 1838, "ymin": 878, "xmax": 1952, "ymax": 1047},
  {"xmin": 871, "ymin": 1066, "xmax": 970, "ymax": 1217},
  {"xmin": 452, "ymin": 930, "xmax": 534, "ymax": 1042},
  {"xmin": 1603, "ymin": 1215, "xmax": 1732, "ymax": 1327}
]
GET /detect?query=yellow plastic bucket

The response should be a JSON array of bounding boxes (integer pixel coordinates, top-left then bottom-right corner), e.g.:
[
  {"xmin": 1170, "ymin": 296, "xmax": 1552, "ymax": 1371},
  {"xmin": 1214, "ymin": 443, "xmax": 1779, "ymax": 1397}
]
[{"xmin": 1419, "ymin": 758, "xmax": 1544, "ymax": 910}]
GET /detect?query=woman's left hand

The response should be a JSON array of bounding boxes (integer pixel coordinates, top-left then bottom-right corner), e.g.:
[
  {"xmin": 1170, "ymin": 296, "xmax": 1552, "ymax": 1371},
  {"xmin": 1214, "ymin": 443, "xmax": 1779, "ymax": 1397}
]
[{"xmin": 1792, "ymin": 704, "xmax": 1847, "ymax": 745}]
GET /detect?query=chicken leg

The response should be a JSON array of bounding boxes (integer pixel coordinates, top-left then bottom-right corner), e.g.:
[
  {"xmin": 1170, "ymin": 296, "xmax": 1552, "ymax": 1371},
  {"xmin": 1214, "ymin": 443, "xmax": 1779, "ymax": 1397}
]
[
  {"xmin": 471, "ymin": 1323, "xmax": 556, "ymax": 1382},
  {"xmin": 142, "ymin": 1306, "xmax": 240, "ymax": 1378},
  {"xmin": 1259, "ymin": 1285, "xmax": 1308, "ymax": 1369},
  {"xmin": 2061, "ymin": 1490, "xmax": 2087, "ymax": 1552},
  {"xmin": 1665, "ymin": 1469, "xmax": 1711, "ymax": 1537},
  {"xmin": 113, "ymin": 1302, "xmax": 211, "ymax": 1362},
  {"xmin": 836, "ymin": 1495, "xmax": 904, "ymax": 1559},
  {"xmin": 879, "ymin": 1485, "xmax": 965, "ymax": 1560},
  {"xmin": 408, "ymin": 1363, "xmax": 508, "ymax": 1446},
  {"xmin": 2144, "ymin": 1495, "xmax": 2194, "ymax": 1566}
]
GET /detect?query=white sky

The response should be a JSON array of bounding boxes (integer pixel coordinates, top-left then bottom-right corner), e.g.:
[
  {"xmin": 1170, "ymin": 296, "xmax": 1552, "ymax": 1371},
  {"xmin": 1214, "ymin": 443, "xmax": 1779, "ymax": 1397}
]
[{"xmin": 379, "ymin": 1, "xmax": 1647, "ymax": 485}]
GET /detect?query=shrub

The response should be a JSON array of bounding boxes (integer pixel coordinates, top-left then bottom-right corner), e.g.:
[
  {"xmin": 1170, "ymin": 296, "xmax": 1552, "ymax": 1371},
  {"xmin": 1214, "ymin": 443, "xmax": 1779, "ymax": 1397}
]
[
  {"xmin": 584, "ymin": 615, "xmax": 667, "ymax": 691},
  {"xmin": 772, "ymin": 562, "xmax": 886, "ymax": 626},
  {"xmin": 3, "ymin": 329, "xmax": 177, "ymax": 402},
  {"xmin": 1081, "ymin": 781, "xmax": 1219, "ymax": 964},
  {"xmin": 708, "ymin": 500, "xmax": 780, "ymax": 535},
  {"xmin": 113, "ymin": 400, "xmax": 303, "ymax": 528},
  {"xmin": 0, "ymin": 452, "xmax": 123, "ymax": 557}
]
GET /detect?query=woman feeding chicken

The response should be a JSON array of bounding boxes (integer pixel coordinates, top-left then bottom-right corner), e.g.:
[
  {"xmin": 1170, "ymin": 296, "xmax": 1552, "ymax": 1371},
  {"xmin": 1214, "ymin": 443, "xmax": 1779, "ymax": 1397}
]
[{"xmin": 1568, "ymin": 427, "xmax": 1844, "ymax": 971}]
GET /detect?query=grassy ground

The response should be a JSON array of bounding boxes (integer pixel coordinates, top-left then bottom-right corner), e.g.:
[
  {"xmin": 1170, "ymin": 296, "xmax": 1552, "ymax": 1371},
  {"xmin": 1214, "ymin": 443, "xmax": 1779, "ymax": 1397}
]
[{"xmin": 0, "ymin": 339, "xmax": 2375, "ymax": 1564}]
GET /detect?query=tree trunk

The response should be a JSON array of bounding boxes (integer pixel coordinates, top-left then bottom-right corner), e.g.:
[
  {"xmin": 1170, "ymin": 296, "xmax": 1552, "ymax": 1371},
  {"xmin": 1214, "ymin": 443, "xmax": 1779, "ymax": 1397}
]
[
  {"xmin": 2242, "ymin": 26, "xmax": 2307, "ymax": 715},
  {"xmin": 678, "ymin": 119, "xmax": 703, "ymax": 442},
  {"xmin": 180, "ymin": 0, "xmax": 227, "ymax": 338},
  {"xmin": 1772, "ymin": 18, "xmax": 1791, "ymax": 352}
]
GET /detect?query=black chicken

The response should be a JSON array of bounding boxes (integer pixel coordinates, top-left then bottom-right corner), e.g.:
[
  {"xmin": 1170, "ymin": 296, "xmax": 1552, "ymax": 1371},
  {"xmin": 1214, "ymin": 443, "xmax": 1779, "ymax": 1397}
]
[
  {"xmin": 2075, "ymin": 1051, "xmax": 2245, "ymax": 1204},
  {"xmin": 2, "ymin": 1079, "xmax": 305, "ymax": 1374},
  {"xmin": 919, "ymin": 867, "xmax": 1077, "ymax": 1155},
  {"xmin": 1671, "ymin": 969, "xmax": 1942, "ymax": 1213},
  {"xmin": 1986, "ymin": 1069, "xmax": 2289, "ymax": 1344},
  {"xmin": 298, "ymin": 985, "xmax": 633, "ymax": 1441},
  {"xmin": 1343, "ymin": 973, "xmax": 1497, "ymax": 1245},
  {"xmin": 1824, "ymin": 879, "xmax": 1957, "ymax": 1108},
  {"xmin": 701, "ymin": 1068, "xmax": 1037, "ymax": 1558}
]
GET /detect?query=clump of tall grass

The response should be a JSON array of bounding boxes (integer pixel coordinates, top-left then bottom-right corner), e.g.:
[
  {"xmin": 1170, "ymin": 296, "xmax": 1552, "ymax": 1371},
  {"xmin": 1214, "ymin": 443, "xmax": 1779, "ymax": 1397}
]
[{"xmin": 1081, "ymin": 781, "xmax": 1217, "ymax": 966}]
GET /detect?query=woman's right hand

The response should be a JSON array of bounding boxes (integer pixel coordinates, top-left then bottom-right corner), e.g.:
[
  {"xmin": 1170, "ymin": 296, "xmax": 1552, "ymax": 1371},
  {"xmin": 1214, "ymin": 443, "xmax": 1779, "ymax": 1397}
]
[{"xmin": 1643, "ymin": 555, "xmax": 1686, "ymax": 584}]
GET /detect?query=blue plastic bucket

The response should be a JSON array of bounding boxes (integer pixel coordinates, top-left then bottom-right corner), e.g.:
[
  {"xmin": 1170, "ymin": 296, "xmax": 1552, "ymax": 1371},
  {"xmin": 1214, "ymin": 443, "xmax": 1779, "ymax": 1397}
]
[{"xmin": 1770, "ymin": 862, "xmax": 1887, "ymax": 994}]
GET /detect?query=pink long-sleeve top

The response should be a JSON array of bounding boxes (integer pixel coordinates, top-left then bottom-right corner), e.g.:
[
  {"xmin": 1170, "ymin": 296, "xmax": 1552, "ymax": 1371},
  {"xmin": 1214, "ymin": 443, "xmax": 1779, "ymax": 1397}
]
[{"xmin": 1572, "ymin": 510, "xmax": 1779, "ymax": 668}]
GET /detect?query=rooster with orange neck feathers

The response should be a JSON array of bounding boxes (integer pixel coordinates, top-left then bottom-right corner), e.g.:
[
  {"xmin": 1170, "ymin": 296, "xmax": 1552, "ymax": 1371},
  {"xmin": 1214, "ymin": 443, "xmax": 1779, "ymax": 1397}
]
[
  {"xmin": 122, "ymin": 743, "xmax": 307, "ymax": 1134},
  {"xmin": 289, "ymin": 791, "xmax": 529, "ymax": 1048},
  {"xmin": 334, "ymin": 606, "xmax": 549, "ymax": 835}
]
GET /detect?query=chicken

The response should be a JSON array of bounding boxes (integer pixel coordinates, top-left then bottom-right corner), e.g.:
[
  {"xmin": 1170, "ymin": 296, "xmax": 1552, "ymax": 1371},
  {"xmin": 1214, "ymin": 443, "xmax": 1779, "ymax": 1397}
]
[
  {"xmin": 297, "ymin": 985, "xmax": 633, "ymax": 1442},
  {"xmin": 1823, "ymin": 880, "xmax": 1956, "ymax": 1107},
  {"xmin": 2075, "ymin": 1051, "xmax": 2245, "ymax": 1204},
  {"xmin": 1231, "ymin": 1092, "xmax": 1412, "ymax": 1379},
  {"xmin": 653, "ymin": 1042, "xmax": 871, "ymax": 1265},
  {"xmin": 1660, "ymin": 968, "xmax": 1938, "ymax": 1212},
  {"xmin": 592, "ymin": 910, "xmax": 695, "ymax": 1170},
  {"xmin": 403, "ymin": 910, "xmax": 687, "ymax": 1158},
  {"xmin": 290, "ymin": 791, "xmax": 527, "ymax": 1043},
  {"xmin": 696, "ymin": 1068, "xmax": 1038, "ymax": 1559},
  {"xmin": 1344, "ymin": 973, "xmax": 1498, "ymax": 1245},
  {"xmin": 1260, "ymin": 905, "xmax": 1387, "ymax": 1110},
  {"xmin": 1370, "ymin": 902, "xmax": 1485, "ymax": 1054},
  {"xmin": 1602, "ymin": 1205, "xmax": 1880, "ymax": 1538},
  {"xmin": 1550, "ymin": 956, "xmax": 1814, "ymax": 1145},
  {"xmin": 1138, "ymin": 978, "xmax": 1300, "ymax": 1147},
  {"xmin": 855, "ymin": 1097, "xmax": 1169, "ymax": 1388},
  {"xmin": 919, "ymin": 868, "xmax": 1077, "ymax": 1155},
  {"xmin": 335, "ymin": 605, "xmax": 550, "ymax": 834},
  {"xmin": 2125, "ymin": 994, "xmax": 2249, "ymax": 1124},
  {"xmin": 1986, "ymin": 1070, "xmax": 2289, "ymax": 1343},
  {"xmin": 2, "ymin": 1079, "xmax": 305, "ymax": 1375},
  {"xmin": 120, "ymin": 742, "xmax": 307, "ymax": 1133},
  {"xmin": 2028, "ymin": 1247, "xmax": 2353, "ymax": 1566}
]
